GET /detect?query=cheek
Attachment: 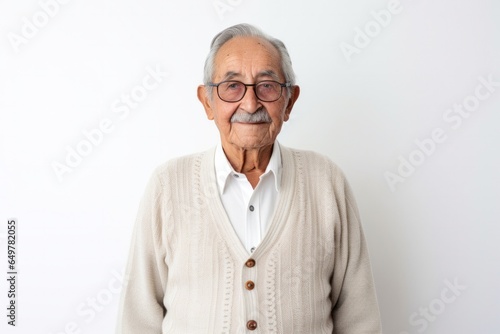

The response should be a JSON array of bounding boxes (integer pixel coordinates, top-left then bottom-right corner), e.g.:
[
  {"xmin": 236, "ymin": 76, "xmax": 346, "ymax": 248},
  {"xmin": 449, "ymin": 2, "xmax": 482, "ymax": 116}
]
[
  {"xmin": 213, "ymin": 104, "xmax": 236, "ymax": 127},
  {"xmin": 270, "ymin": 102, "xmax": 288, "ymax": 123}
]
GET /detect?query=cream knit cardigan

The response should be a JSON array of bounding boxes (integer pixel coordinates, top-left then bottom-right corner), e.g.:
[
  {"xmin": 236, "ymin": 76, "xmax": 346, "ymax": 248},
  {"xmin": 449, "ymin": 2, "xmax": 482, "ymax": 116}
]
[{"xmin": 116, "ymin": 145, "xmax": 382, "ymax": 333}]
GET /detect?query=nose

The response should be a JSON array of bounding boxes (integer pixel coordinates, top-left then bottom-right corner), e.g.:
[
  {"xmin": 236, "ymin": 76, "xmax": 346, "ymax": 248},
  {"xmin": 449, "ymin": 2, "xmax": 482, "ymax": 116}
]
[{"xmin": 239, "ymin": 86, "xmax": 262, "ymax": 113}]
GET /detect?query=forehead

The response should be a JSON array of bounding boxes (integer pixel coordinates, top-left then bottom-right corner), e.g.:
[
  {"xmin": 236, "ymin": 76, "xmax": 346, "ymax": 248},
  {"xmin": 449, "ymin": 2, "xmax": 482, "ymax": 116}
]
[{"xmin": 214, "ymin": 36, "xmax": 283, "ymax": 81}]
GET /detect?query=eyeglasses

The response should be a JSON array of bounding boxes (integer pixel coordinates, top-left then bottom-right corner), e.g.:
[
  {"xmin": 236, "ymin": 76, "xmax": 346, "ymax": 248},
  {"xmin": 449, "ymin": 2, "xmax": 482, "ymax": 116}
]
[{"xmin": 208, "ymin": 80, "xmax": 291, "ymax": 102}]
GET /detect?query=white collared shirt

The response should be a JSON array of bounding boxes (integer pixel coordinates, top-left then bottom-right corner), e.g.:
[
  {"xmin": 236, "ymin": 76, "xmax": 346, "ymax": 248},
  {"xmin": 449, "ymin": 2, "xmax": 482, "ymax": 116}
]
[{"xmin": 214, "ymin": 142, "xmax": 282, "ymax": 254}]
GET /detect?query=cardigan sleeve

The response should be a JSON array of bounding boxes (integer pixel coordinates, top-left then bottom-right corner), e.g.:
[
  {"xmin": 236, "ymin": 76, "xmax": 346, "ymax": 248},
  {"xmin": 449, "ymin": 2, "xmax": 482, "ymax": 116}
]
[
  {"xmin": 116, "ymin": 171, "xmax": 168, "ymax": 334},
  {"xmin": 330, "ymin": 173, "xmax": 382, "ymax": 334}
]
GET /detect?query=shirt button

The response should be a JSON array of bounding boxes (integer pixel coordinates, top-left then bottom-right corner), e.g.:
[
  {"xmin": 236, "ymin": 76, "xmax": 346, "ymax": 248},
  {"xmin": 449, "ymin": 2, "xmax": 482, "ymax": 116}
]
[
  {"xmin": 250, "ymin": 247, "xmax": 256, "ymax": 253},
  {"xmin": 249, "ymin": 205, "xmax": 254, "ymax": 212},
  {"xmin": 247, "ymin": 320, "xmax": 257, "ymax": 330},
  {"xmin": 245, "ymin": 280, "xmax": 255, "ymax": 290},
  {"xmin": 245, "ymin": 259, "xmax": 255, "ymax": 268},
  {"xmin": 233, "ymin": 174, "xmax": 239, "ymax": 178}
]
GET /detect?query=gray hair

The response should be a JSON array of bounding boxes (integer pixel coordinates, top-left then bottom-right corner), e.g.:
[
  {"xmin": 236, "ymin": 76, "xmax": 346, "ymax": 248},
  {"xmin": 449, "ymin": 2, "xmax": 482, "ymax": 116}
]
[{"xmin": 203, "ymin": 23, "xmax": 296, "ymax": 99}]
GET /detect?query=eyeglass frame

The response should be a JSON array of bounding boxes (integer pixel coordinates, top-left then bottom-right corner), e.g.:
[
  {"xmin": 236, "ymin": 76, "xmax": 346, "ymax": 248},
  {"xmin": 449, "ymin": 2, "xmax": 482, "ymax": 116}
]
[{"xmin": 207, "ymin": 80, "xmax": 292, "ymax": 103}]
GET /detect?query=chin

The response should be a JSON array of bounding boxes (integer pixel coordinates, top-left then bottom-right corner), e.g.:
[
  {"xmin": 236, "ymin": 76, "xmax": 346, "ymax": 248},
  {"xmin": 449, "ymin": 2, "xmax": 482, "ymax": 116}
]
[{"xmin": 232, "ymin": 138, "xmax": 274, "ymax": 150}]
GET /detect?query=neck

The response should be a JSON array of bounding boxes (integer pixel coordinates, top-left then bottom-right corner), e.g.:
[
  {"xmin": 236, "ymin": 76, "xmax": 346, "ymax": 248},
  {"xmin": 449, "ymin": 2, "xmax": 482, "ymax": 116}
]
[{"xmin": 222, "ymin": 142, "xmax": 274, "ymax": 188}]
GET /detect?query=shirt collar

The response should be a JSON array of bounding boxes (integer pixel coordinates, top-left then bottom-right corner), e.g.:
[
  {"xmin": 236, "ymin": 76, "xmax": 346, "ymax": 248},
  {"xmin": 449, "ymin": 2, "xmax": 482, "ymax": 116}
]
[{"xmin": 215, "ymin": 141, "xmax": 282, "ymax": 194}]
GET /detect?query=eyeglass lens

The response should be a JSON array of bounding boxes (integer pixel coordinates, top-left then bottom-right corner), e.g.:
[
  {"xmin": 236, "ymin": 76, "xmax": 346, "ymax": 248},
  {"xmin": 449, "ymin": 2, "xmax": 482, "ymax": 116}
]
[{"xmin": 218, "ymin": 81, "xmax": 282, "ymax": 102}]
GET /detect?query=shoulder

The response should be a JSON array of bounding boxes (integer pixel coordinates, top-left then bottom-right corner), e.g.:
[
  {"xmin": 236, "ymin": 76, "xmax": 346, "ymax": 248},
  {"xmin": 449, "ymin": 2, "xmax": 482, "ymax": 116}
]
[
  {"xmin": 280, "ymin": 144, "xmax": 346, "ymax": 180},
  {"xmin": 155, "ymin": 148, "xmax": 214, "ymax": 175},
  {"xmin": 147, "ymin": 148, "xmax": 215, "ymax": 191},
  {"xmin": 281, "ymin": 145, "xmax": 360, "ymax": 216}
]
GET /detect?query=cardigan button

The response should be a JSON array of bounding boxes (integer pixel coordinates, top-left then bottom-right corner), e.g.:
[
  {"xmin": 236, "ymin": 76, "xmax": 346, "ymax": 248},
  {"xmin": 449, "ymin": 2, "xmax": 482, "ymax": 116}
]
[
  {"xmin": 247, "ymin": 320, "xmax": 257, "ymax": 330},
  {"xmin": 245, "ymin": 280, "xmax": 255, "ymax": 290},
  {"xmin": 245, "ymin": 259, "xmax": 255, "ymax": 268}
]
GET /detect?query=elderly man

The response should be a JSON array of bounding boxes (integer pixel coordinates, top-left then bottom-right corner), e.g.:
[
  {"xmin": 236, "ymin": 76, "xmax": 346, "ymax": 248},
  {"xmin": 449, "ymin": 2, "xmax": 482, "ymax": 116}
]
[{"xmin": 117, "ymin": 23, "xmax": 382, "ymax": 333}]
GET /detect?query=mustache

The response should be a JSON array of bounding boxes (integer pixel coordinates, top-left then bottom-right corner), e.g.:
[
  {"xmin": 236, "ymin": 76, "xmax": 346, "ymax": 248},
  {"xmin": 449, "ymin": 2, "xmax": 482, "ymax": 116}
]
[{"xmin": 230, "ymin": 108, "xmax": 272, "ymax": 123}]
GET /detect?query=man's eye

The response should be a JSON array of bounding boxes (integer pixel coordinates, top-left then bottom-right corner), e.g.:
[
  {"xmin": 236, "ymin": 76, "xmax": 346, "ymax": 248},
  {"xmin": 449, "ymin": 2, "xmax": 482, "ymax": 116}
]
[
  {"xmin": 227, "ymin": 83, "xmax": 240, "ymax": 89},
  {"xmin": 259, "ymin": 83, "xmax": 276, "ymax": 92}
]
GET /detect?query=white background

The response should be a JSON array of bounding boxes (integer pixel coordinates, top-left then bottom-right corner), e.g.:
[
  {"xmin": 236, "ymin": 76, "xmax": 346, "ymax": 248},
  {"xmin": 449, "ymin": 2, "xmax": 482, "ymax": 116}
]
[{"xmin": 1, "ymin": 0, "xmax": 499, "ymax": 333}]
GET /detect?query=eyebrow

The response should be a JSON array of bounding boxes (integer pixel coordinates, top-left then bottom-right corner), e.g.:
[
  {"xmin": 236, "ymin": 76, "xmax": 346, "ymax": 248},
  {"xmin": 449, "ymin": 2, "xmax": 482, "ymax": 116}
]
[
  {"xmin": 220, "ymin": 70, "xmax": 281, "ymax": 82},
  {"xmin": 256, "ymin": 70, "xmax": 280, "ymax": 81}
]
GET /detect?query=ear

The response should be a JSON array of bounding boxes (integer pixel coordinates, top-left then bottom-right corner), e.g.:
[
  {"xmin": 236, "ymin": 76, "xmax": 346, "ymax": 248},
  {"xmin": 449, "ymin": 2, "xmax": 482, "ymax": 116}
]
[
  {"xmin": 197, "ymin": 85, "xmax": 215, "ymax": 120},
  {"xmin": 284, "ymin": 85, "xmax": 300, "ymax": 122}
]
